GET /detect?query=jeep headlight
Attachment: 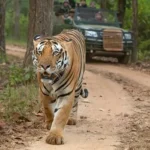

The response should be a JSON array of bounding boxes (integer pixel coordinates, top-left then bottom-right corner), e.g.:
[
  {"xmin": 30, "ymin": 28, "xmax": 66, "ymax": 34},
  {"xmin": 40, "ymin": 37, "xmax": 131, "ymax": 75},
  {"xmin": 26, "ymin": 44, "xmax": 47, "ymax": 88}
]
[
  {"xmin": 124, "ymin": 33, "xmax": 132, "ymax": 40},
  {"xmin": 85, "ymin": 30, "xmax": 98, "ymax": 38}
]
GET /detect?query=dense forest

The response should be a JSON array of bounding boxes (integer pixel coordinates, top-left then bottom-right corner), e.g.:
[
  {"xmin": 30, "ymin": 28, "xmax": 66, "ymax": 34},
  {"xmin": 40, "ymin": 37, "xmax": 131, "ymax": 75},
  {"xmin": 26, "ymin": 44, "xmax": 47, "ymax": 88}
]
[{"xmin": 3, "ymin": 0, "xmax": 150, "ymax": 60}]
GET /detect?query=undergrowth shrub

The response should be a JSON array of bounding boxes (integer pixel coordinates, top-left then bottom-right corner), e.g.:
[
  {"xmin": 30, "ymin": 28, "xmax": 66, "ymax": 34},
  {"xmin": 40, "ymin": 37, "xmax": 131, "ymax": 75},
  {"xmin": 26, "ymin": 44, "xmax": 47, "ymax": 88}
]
[
  {"xmin": 8, "ymin": 65, "xmax": 36, "ymax": 86},
  {"xmin": 0, "ymin": 62, "xmax": 40, "ymax": 122},
  {"xmin": 0, "ymin": 84, "xmax": 39, "ymax": 121}
]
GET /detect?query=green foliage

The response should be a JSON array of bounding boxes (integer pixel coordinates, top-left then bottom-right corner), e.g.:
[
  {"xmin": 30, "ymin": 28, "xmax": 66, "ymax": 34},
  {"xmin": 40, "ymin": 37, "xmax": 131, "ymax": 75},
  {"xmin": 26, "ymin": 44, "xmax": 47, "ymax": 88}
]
[
  {"xmin": 138, "ymin": 50, "xmax": 150, "ymax": 61},
  {"xmin": 139, "ymin": 39, "xmax": 150, "ymax": 51},
  {"xmin": 124, "ymin": 0, "xmax": 150, "ymax": 60},
  {"xmin": 4, "ymin": 0, "xmax": 150, "ymax": 60},
  {"xmin": 0, "ymin": 48, "xmax": 7, "ymax": 63},
  {"xmin": 5, "ymin": 0, "xmax": 29, "ymax": 41},
  {"xmin": 137, "ymin": 1, "xmax": 150, "ymax": 60},
  {"xmin": 5, "ymin": 3, "xmax": 14, "ymax": 37},
  {"xmin": 0, "ymin": 57, "xmax": 39, "ymax": 121},
  {"xmin": 0, "ymin": 84, "xmax": 39, "ymax": 121},
  {"xmin": 19, "ymin": 13, "xmax": 28, "ymax": 41},
  {"xmin": 138, "ymin": 39, "xmax": 150, "ymax": 60},
  {"xmin": 8, "ymin": 65, "xmax": 36, "ymax": 86}
]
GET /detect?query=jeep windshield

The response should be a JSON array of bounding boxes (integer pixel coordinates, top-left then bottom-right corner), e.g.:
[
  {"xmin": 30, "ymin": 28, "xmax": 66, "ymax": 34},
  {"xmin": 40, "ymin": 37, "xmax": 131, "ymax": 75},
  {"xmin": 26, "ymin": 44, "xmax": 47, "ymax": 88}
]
[{"xmin": 74, "ymin": 7, "xmax": 119, "ymax": 27}]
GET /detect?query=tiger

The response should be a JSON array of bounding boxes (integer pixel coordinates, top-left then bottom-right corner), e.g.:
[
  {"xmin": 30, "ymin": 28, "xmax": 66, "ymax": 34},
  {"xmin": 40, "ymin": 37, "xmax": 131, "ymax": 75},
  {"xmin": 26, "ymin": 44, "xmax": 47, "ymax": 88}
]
[{"xmin": 32, "ymin": 29, "xmax": 88, "ymax": 145}]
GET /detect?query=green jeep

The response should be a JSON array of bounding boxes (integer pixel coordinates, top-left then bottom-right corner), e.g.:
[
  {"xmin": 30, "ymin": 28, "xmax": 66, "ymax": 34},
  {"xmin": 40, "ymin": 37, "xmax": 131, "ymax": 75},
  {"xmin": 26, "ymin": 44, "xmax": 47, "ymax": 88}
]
[{"xmin": 73, "ymin": 7, "xmax": 133, "ymax": 63}]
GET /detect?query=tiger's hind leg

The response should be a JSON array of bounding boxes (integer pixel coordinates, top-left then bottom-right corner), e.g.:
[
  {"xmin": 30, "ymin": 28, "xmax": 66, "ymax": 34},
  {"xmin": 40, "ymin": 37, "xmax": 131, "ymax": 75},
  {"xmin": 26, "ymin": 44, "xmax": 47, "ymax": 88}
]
[{"xmin": 67, "ymin": 97, "xmax": 79, "ymax": 125}]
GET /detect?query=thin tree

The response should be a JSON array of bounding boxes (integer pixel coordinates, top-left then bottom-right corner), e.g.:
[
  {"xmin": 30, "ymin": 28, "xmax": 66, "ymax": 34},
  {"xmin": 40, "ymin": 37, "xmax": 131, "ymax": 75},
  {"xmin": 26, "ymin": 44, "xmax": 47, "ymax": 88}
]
[
  {"xmin": 23, "ymin": 0, "xmax": 54, "ymax": 66},
  {"xmin": 100, "ymin": 0, "xmax": 107, "ymax": 9},
  {"xmin": 13, "ymin": 0, "xmax": 20, "ymax": 39},
  {"xmin": 131, "ymin": 0, "xmax": 138, "ymax": 62},
  {"xmin": 117, "ymin": 0, "xmax": 126, "ymax": 27},
  {"xmin": 0, "ymin": 0, "xmax": 6, "ymax": 63}
]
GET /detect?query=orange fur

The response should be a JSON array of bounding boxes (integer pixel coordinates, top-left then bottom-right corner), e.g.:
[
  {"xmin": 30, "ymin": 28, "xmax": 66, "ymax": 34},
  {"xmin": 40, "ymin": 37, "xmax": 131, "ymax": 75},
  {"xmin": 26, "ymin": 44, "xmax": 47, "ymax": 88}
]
[{"xmin": 32, "ymin": 30, "xmax": 86, "ymax": 145}]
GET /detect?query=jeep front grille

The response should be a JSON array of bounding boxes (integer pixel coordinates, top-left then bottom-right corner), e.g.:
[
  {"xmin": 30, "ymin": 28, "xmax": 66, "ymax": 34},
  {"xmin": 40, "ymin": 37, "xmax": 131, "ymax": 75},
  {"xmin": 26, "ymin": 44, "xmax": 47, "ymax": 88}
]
[{"xmin": 103, "ymin": 29, "xmax": 123, "ymax": 51}]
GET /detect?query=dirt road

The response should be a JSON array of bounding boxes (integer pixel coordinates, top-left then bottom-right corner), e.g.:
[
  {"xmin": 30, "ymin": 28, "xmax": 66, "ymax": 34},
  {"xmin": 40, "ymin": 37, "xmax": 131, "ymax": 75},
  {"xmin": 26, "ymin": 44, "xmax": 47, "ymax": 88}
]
[
  {"xmin": 6, "ymin": 46, "xmax": 150, "ymax": 150},
  {"xmin": 6, "ymin": 45, "xmax": 26, "ymax": 58},
  {"xmin": 21, "ymin": 63, "xmax": 150, "ymax": 150}
]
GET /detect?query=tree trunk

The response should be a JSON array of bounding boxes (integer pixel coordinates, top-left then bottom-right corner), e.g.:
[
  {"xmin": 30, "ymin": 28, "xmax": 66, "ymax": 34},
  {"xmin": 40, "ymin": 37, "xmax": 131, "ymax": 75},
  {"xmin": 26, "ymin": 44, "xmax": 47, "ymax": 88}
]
[
  {"xmin": 117, "ymin": 0, "xmax": 126, "ymax": 27},
  {"xmin": 13, "ymin": 0, "xmax": 20, "ymax": 39},
  {"xmin": 100, "ymin": 0, "xmax": 107, "ymax": 9},
  {"xmin": 23, "ymin": 0, "xmax": 54, "ymax": 67},
  {"xmin": 0, "ymin": 0, "xmax": 6, "ymax": 63},
  {"xmin": 131, "ymin": 0, "xmax": 138, "ymax": 62}
]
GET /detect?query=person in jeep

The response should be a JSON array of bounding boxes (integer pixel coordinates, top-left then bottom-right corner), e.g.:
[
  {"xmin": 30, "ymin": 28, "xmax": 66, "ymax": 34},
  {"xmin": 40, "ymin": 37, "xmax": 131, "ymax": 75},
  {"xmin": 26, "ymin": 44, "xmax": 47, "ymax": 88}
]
[
  {"xmin": 61, "ymin": 0, "xmax": 71, "ymax": 13},
  {"xmin": 90, "ymin": 1, "xmax": 96, "ymax": 8},
  {"xmin": 73, "ymin": 7, "xmax": 133, "ymax": 64},
  {"xmin": 79, "ymin": 0, "xmax": 87, "ymax": 8},
  {"xmin": 95, "ymin": 12, "xmax": 104, "ymax": 22}
]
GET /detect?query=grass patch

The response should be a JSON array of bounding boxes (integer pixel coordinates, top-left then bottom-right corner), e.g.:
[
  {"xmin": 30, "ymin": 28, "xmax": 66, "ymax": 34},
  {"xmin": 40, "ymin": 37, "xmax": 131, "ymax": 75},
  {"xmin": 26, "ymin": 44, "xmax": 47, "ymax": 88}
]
[
  {"xmin": 0, "ymin": 84, "xmax": 39, "ymax": 121},
  {"xmin": 0, "ymin": 55, "xmax": 40, "ymax": 122},
  {"xmin": 0, "ymin": 55, "xmax": 44, "ymax": 150},
  {"xmin": 138, "ymin": 50, "xmax": 150, "ymax": 61}
]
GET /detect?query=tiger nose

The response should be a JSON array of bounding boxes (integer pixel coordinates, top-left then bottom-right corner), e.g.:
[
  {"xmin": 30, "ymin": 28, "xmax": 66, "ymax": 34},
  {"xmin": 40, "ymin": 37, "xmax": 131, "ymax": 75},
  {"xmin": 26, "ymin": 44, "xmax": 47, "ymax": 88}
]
[{"xmin": 41, "ymin": 64, "xmax": 50, "ymax": 70}]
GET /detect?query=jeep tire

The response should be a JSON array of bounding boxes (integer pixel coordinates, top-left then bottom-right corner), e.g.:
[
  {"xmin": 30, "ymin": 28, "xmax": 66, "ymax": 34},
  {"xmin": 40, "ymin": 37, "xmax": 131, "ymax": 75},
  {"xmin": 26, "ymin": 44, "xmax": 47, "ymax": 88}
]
[
  {"xmin": 86, "ymin": 53, "xmax": 93, "ymax": 62},
  {"xmin": 118, "ymin": 55, "xmax": 130, "ymax": 64}
]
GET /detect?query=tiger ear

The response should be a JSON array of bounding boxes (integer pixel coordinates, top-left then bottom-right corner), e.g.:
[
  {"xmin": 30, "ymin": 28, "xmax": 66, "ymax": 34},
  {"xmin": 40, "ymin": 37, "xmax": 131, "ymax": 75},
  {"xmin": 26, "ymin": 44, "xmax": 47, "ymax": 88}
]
[{"xmin": 33, "ymin": 35, "xmax": 42, "ymax": 48}]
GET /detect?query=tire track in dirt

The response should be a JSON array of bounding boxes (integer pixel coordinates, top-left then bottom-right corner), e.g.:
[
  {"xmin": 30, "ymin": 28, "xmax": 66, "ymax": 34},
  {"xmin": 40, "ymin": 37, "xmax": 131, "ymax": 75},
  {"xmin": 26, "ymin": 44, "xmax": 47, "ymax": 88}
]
[
  {"xmin": 87, "ymin": 64, "xmax": 150, "ymax": 150},
  {"xmin": 87, "ymin": 63, "xmax": 150, "ymax": 88}
]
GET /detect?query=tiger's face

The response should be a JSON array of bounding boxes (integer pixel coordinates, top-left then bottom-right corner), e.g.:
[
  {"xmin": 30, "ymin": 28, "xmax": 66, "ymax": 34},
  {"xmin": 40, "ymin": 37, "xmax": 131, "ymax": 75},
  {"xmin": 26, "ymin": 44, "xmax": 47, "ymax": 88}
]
[{"xmin": 32, "ymin": 36, "xmax": 69, "ymax": 84}]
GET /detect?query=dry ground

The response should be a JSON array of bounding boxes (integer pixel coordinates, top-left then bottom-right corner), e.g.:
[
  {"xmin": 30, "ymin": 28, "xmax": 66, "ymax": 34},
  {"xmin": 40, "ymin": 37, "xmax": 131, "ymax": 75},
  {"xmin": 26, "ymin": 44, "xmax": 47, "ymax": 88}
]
[{"xmin": 1, "ymin": 45, "xmax": 150, "ymax": 150}]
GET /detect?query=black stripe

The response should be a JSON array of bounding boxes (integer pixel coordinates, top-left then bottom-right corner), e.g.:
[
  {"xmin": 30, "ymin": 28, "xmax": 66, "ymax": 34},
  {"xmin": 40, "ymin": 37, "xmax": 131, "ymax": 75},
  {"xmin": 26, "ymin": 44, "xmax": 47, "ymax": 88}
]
[
  {"xmin": 60, "ymin": 71, "xmax": 64, "ymax": 77},
  {"xmin": 40, "ymin": 41, "xmax": 45, "ymax": 44},
  {"xmin": 61, "ymin": 52, "xmax": 65, "ymax": 67},
  {"xmin": 43, "ymin": 84, "xmax": 50, "ymax": 93},
  {"xmin": 62, "ymin": 72, "xmax": 75, "ymax": 90},
  {"xmin": 75, "ymin": 85, "xmax": 82, "ymax": 92},
  {"xmin": 63, "ymin": 51, "xmax": 67, "ymax": 68},
  {"xmin": 61, "ymin": 60, "xmax": 64, "ymax": 67},
  {"xmin": 54, "ymin": 55, "xmax": 73, "ymax": 91},
  {"xmin": 64, "ymin": 51, "xmax": 67, "ymax": 60},
  {"xmin": 52, "ymin": 71, "xmax": 65, "ymax": 85},
  {"xmin": 53, "ymin": 78, "xmax": 59, "ymax": 85},
  {"xmin": 64, "ymin": 64, "xmax": 67, "ymax": 68},
  {"xmin": 62, "ymin": 51, "xmax": 65, "ymax": 59},
  {"xmin": 75, "ymin": 95, "xmax": 79, "ymax": 98},
  {"xmin": 51, "ymin": 99, "xmax": 56, "ymax": 103},
  {"xmin": 55, "ymin": 70, "xmax": 74, "ymax": 92},
  {"xmin": 55, "ymin": 56, "xmax": 74, "ymax": 92},
  {"xmin": 73, "ymin": 102, "xmax": 78, "ymax": 108},
  {"xmin": 57, "ymin": 89, "xmax": 74, "ymax": 98},
  {"xmin": 54, "ymin": 108, "xmax": 58, "ymax": 113},
  {"xmin": 58, "ymin": 55, "xmax": 61, "ymax": 59},
  {"xmin": 54, "ymin": 107, "xmax": 61, "ymax": 113},
  {"xmin": 40, "ymin": 88, "xmax": 49, "ymax": 96}
]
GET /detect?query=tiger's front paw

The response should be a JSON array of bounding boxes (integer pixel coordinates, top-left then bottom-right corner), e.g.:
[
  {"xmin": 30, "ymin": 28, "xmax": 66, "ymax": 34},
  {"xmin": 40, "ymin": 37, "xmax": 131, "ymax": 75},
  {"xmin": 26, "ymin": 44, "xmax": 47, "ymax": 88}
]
[
  {"xmin": 46, "ymin": 130, "xmax": 64, "ymax": 145},
  {"xmin": 67, "ymin": 118, "xmax": 77, "ymax": 125}
]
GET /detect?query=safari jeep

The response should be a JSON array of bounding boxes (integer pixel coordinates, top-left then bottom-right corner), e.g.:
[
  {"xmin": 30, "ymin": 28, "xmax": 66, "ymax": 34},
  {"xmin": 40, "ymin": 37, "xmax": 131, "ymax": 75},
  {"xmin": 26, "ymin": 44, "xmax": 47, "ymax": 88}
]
[{"xmin": 73, "ymin": 7, "xmax": 133, "ymax": 64}]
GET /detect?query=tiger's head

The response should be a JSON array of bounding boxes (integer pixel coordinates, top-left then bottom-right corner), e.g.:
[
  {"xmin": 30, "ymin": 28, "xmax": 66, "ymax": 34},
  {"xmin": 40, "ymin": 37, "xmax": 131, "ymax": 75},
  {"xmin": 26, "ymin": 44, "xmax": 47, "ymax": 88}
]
[{"xmin": 32, "ymin": 35, "xmax": 69, "ymax": 84}]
